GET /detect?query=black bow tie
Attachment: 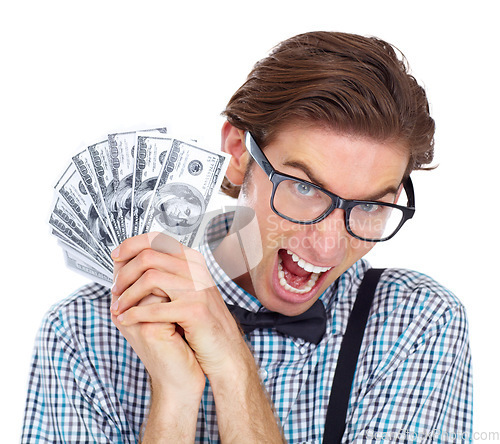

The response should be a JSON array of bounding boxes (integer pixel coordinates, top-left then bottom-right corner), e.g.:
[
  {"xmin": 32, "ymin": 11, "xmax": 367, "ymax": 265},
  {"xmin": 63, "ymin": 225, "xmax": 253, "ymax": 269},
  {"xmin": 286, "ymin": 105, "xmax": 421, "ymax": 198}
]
[{"xmin": 226, "ymin": 299, "xmax": 327, "ymax": 345}]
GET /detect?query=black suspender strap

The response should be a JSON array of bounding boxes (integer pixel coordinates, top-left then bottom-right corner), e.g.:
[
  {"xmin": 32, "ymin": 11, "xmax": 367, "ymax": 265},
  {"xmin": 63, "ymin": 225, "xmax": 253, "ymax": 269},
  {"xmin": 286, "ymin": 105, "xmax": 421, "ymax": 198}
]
[{"xmin": 323, "ymin": 268, "xmax": 385, "ymax": 444}]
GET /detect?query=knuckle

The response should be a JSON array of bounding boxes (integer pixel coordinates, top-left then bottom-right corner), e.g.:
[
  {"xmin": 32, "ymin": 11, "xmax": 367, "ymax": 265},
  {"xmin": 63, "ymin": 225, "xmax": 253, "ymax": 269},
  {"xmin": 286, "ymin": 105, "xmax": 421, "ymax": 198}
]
[
  {"xmin": 120, "ymin": 308, "xmax": 136, "ymax": 325},
  {"xmin": 186, "ymin": 247, "xmax": 203, "ymax": 263},
  {"xmin": 143, "ymin": 268, "xmax": 160, "ymax": 286},
  {"xmin": 185, "ymin": 260, "xmax": 206, "ymax": 278},
  {"xmin": 137, "ymin": 248, "xmax": 156, "ymax": 267},
  {"xmin": 190, "ymin": 301, "xmax": 209, "ymax": 319}
]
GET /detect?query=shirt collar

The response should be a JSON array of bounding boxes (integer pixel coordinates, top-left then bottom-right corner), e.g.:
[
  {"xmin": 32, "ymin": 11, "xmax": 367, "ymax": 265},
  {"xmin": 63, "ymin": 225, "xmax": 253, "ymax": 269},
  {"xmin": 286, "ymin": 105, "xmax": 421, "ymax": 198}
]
[{"xmin": 327, "ymin": 258, "xmax": 370, "ymax": 336}]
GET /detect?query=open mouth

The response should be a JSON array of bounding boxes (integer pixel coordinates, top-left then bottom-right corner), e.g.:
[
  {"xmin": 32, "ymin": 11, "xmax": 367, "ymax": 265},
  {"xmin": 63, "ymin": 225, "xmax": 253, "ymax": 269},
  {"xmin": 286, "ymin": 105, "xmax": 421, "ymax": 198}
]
[{"xmin": 276, "ymin": 249, "xmax": 332, "ymax": 295}]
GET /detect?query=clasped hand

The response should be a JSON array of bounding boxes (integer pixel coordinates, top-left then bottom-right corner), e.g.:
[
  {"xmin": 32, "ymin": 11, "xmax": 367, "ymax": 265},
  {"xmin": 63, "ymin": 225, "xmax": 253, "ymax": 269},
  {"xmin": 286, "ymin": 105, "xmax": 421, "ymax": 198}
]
[{"xmin": 109, "ymin": 232, "xmax": 245, "ymax": 399}]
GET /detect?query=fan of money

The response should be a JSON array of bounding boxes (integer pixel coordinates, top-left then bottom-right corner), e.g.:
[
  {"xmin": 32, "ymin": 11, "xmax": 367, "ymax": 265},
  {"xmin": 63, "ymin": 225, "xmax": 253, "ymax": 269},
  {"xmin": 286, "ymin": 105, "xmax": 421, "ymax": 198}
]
[{"xmin": 49, "ymin": 128, "xmax": 229, "ymax": 287}]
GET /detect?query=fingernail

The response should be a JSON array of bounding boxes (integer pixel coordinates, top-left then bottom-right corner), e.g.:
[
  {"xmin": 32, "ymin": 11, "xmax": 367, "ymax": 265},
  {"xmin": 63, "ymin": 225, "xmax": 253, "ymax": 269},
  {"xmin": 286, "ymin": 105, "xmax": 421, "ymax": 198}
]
[
  {"xmin": 111, "ymin": 246, "xmax": 120, "ymax": 259},
  {"xmin": 117, "ymin": 314, "xmax": 124, "ymax": 323},
  {"xmin": 110, "ymin": 300, "xmax": 119, "ymax": 312}
]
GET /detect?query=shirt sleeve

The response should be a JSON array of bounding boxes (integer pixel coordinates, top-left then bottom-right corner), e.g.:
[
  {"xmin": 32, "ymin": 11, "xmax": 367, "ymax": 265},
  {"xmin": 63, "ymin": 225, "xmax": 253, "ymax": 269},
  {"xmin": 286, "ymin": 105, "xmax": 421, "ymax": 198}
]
[
  {"xmin": 345, "ymin": 285, "xmax": 473, "ymax": 443},
  {"xmin": 21, "ymin": 305, "xmax": 129, "ymax": 443}
]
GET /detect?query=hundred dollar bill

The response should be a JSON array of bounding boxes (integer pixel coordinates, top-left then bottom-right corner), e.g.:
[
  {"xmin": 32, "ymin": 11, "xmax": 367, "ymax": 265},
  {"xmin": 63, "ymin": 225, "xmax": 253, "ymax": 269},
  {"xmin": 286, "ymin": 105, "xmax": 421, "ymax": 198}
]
[
  {"xmin": 142, "ymin": 139, "xmax": 229, "ymax": 247},
  {"xmin": 50, "ymin": 196, "xmax": 114, "ymax": 269},
  {"xmin": 73, "ymin": 143, "xmax": 122, "ymax": 245},
  {"xmin": 62, "ymin": 247, "xmax": 114, "ymax": 287},
  {"xmin": 55, "ymin": 163, "xmax": 116, "ymax": 253},
  {"xmin": 131, "ymin": 134, "xmax": 174, "ymax": 236},
  {"xmin": 56, "ymin": 238, "xmax": 113, "ymax": 287},
  {"xmin": 50, "ymin": 214, "xmax": 114, "ymax": 274},
  {"xmin": 50, "ymin": 213, "xmax": 98, "ymax": 262},
  {"xmin": 108, "ymin": 128, "xmax": 167, "ymax": 239},
  {"xmin": 70, "ymin": 149, "xmax": 118, "ymax": 246}
]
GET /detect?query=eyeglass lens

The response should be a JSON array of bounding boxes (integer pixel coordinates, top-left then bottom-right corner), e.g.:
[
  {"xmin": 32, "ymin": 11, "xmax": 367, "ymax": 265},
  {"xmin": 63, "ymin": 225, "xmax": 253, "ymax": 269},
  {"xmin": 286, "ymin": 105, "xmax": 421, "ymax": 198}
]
[{"xmin": 272, "ymin": 179, "xmax": 406, "ymax": 241}]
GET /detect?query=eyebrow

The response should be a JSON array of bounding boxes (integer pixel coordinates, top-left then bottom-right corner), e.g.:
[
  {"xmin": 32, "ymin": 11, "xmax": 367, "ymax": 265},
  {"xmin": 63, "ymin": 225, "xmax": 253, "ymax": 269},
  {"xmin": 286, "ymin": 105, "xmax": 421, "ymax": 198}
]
[
  {"xmin": 281, "ymin": 159, "xmax": 400, "ymax": 202},
  {"xmin": 363, "ymin": 185, "xmax": 400, "ymax": 202},
  {"xmin": 282, "ymin": 160, "xmax": 329, "ymax": 189}
]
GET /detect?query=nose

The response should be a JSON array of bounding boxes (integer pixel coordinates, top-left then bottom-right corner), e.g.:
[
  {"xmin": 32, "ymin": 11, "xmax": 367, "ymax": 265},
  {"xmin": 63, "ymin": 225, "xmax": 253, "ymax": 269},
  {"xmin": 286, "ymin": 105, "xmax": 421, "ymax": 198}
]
[{"xmin": 303, "ymin": 209, "xmax": 349, "ymax": 256}]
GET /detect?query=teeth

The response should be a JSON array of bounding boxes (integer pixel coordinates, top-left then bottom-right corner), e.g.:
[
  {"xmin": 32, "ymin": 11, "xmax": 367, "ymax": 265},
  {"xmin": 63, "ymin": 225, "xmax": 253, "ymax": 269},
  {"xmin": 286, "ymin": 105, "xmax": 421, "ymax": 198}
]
[
  {"xmin": 278, "ymin": 259, "xmax": 318, "ymax": 294},
  {"xmin": 277, "ymin": 251, "xmax": 333, "ymax": 294},
  {"xmin": 287, "ymin": 249, "xmax": 332, "ymax": 273}
]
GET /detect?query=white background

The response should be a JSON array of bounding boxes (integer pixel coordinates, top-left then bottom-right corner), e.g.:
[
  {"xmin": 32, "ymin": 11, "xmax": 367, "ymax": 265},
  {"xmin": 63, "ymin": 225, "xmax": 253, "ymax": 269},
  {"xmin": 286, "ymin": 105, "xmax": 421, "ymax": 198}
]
[{"xmin": 1, "ymin": 0, "xmax": 498, "ymax": 440}]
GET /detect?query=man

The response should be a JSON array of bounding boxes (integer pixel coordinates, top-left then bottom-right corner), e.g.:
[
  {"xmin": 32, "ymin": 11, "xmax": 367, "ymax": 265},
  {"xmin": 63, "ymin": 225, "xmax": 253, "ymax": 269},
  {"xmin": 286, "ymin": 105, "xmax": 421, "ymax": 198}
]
[{"xmin": 22, "ymin": 31, "xmax": 472, "ymax": 443}]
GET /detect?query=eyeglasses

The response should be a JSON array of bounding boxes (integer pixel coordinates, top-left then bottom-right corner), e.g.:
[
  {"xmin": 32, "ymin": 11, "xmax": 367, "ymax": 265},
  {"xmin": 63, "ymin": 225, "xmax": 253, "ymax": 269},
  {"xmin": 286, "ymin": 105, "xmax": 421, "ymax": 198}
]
[{"xmin": 244, "ymin": 131, "xmax": 415, "ymax": 242}]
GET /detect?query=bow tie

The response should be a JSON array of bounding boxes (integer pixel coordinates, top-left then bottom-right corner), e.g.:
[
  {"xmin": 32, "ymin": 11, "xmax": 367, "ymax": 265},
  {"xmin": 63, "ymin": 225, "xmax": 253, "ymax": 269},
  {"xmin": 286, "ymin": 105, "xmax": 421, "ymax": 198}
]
[{"xmin": 226, "ymin": 299, "xmax": 327, "ymax": 345}]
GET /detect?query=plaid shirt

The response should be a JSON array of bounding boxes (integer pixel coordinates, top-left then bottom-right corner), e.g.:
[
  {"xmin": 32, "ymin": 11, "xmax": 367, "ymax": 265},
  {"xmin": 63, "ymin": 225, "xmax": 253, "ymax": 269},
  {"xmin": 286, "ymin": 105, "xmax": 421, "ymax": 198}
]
[{"xmin": 22, "ymin": 213, "xmax": 472, "ymax": 443}]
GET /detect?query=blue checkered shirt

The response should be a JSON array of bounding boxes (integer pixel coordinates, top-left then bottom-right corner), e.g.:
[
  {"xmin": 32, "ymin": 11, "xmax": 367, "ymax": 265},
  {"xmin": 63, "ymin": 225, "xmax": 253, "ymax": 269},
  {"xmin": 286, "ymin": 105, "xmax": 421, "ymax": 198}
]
[{"xmin": 22, "ymin": 213, "xmax": 472, "ymax": 443}]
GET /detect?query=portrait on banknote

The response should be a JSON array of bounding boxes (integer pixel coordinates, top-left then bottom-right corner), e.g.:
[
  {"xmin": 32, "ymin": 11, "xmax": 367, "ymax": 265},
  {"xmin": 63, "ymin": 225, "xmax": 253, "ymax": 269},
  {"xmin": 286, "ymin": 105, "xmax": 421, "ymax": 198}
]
[{"xmin": 151, "ymin": 182, "xmax": 206, "ymax": 235}]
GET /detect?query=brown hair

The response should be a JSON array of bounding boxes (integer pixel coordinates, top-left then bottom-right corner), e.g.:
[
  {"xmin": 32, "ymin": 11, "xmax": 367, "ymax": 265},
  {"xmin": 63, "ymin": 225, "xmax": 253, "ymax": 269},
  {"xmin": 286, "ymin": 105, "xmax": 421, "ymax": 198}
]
[{"xmin": 221, "ymin": 31, "xmax": 435, "ymax": 198}]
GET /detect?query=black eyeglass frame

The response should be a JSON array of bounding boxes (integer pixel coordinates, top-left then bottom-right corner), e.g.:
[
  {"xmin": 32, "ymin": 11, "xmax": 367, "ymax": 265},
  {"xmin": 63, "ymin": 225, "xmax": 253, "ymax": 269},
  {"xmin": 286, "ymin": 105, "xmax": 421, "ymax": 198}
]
[{"xmin": 244, "ymin": 131, "xmax": 415, "ymax": 242}]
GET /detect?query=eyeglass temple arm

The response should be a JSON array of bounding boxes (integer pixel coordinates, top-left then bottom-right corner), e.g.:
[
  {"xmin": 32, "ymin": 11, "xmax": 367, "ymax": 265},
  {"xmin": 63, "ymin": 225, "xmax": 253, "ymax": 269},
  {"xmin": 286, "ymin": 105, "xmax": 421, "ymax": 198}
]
[
  {"xmin": 404, "ymin": 176, "xmax": 415, "ymax": 209},
  {"xmin": 244, "ymin": 132, "xmax": 275, "ymax": 177}
]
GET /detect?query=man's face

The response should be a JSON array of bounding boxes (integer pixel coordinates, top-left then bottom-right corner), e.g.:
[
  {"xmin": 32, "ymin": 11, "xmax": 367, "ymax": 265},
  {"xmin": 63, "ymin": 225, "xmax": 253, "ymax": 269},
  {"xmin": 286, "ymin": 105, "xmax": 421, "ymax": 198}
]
[{"xmin": 231, "ymin": 124, "xmax": 409, "ymax": 316}]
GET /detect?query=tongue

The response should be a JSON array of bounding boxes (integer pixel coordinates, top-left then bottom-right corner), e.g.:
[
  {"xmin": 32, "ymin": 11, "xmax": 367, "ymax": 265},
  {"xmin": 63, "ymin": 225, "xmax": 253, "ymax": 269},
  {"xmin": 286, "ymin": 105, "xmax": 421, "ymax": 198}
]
[{"xmin": 279, "ymin": 249, "xmax": 312, "ymax": 288}]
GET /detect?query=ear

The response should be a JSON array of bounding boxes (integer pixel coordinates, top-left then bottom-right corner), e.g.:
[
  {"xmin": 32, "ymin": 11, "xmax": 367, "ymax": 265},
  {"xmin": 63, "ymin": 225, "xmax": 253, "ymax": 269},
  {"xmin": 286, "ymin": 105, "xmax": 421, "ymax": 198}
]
[{"xmin": 221, "ymin": 121, "xmax": 250, "ymax": 186}]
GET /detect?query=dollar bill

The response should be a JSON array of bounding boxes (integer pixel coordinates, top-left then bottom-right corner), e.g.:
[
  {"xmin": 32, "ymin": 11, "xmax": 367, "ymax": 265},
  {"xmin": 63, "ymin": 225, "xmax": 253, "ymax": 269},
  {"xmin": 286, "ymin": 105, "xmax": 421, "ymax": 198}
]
[
  {"xmin": 131, "ymin": 134, "xmax": 174, "ymax": 237},
  {"xmin": 142, "ymin": 139, "xmax": 229, "ymax": 247},
  {"xmin": 56, "ymin": 238, "xmax": 113, "ymax": 287},
  {"xmin": 55, "ymin": 163, "xmax": 116, "ymax": 253},
  {"xmin": 49, "ymin": 213, "xmax": 113, "ymax": 273},
  {"xmin": 108, "ymin": 128, "xmax": 167, "ymax": 239},
  {"xmin": 72, "ymin": 147, "xmax": 117, "ymax": 245},
  {"xmin": 50, "ymin": 196, "xmax": 114, "ymax": 269},
  {"xmin": 51, "ymin": 129, "xmax": 229, "ymax": 285},
  {"xmin": 73, "ymin": 142, "xmax": 122, "ymax": 245}
]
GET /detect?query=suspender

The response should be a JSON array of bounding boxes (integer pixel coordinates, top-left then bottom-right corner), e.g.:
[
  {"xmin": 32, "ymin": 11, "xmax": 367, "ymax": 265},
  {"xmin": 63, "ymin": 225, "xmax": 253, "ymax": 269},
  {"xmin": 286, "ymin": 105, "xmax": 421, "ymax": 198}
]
[{"xmin": 323, "ymin": 268, "xmax": 385, "ymax": 444}]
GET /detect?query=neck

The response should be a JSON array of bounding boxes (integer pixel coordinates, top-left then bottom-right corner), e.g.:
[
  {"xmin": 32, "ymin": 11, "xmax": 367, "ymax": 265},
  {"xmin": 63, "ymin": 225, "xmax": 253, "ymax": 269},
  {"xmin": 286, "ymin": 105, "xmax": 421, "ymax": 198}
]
[
  {"xmin": 212, "ymin": 207, "xmax": 261, "ymax": 296},
  {"xmin": 212, "ymin": 229, "xmax": 254, "ymax": 294}
]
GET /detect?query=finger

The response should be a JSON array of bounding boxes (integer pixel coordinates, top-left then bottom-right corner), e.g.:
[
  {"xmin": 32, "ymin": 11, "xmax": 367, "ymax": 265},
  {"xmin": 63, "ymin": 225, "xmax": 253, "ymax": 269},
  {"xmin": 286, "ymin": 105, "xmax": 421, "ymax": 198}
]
[
  {"xmin": 111, "ymin": 232, "xmax": 193, "ymax": 263},
  {"xmin": 116, "ymin": 298, "xmax": 187, "ymax": 326},
  {"xmin": 111, "ymin": 293, "xmax": 166, "ymax": 315},
  {"xmin": 111, "ymin": 269, "xmax": 205, "ymax": 315},
  {"xmin": 115, "ymin": 291, "xmax": 229, "ymax": 330},
  {"xmin": 138, "ymin": 294, "xmax": 169, "ymax": 306},
  {"xmin": 111, "ymin": 312, "xmax": 179, "ymax": 345},
  {"xmin": 112, "ymin": 248, "xmax": 197, "ymax": 296}
]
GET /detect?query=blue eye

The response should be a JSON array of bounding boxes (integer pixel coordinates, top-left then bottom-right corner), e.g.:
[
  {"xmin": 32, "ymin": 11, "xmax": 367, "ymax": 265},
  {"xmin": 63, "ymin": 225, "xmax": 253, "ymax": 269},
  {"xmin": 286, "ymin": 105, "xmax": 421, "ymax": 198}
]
[
  {"xmin": 294, "ymin": 182, "xmax": 316, "ymax": 196},
  {"xmin": 359, "ymin": 203, "xmax": 380, "ymax": 213}
]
